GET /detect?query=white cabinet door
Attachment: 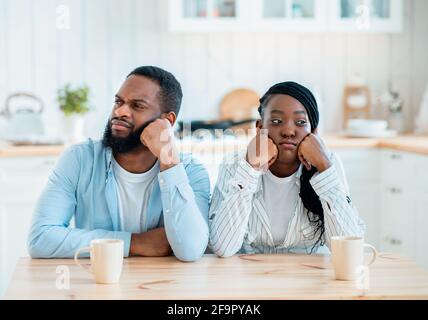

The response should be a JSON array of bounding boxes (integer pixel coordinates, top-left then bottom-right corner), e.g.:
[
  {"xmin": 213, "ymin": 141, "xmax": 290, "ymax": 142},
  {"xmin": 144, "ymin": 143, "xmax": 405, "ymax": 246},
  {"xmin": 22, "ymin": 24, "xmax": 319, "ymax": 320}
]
[
  {"xmin": 381, "ymin": 149, "xmax": 412, "ymax": 185},
  {"xmin": 334, "ymin": 149, "xmax": 380, "ymax": 247},
  {"xmin": 169, "ymin": 0, "xmax": 249, "ymax": 32},
  {"xmin": 327, "ymin": 0, "xmax": 403, "ymax": 33},
  {"xmin": 350, "ymin": 183, "xmax": 380, "ymax": 247},
  {"xmin": 335, "ymin": 149, "xmax": 380, "ymax": 184},
  {"xmin": 251, "ymin": 0, "xmax": 326, "ymax": 32},
  {"xmin": 379, "ymin": 183, "xmax": 416, "ymax": 259},
  {"xmin": 379, "ymin": 149, "xmax": 416, "ymax": 259},
  {"xmin": 414, "ymin": 187, "xmax": 428, "ymax": 270},
  {"xmin": 411, "ymin": 154, "xmax": 428, "ymax": 270},
  {"xmin": 0, "ymin": 202, "xmax": 35, "ymax": 297},
  {"xmin": 0, "ymin": 206, "xmax": 8, "ymax": 297},
  {"xmin": 0, "ymin": 156, "xmax": 57, "ymax": 298}
]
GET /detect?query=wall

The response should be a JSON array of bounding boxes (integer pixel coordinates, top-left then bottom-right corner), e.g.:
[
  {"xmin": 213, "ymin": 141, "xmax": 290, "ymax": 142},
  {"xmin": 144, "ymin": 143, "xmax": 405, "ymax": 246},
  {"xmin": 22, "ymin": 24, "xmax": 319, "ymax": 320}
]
[{"xmin": 0, "ymin": 0, "xmax": 427, "ymax": 140}]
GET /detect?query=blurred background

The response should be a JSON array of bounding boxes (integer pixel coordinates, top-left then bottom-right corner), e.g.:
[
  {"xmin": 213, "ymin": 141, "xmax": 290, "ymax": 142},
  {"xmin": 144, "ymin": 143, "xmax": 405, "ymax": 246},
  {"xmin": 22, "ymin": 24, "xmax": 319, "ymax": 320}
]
[{"xmin": 1, "ymin": 0, "xmax": 428, "ymax": 297}]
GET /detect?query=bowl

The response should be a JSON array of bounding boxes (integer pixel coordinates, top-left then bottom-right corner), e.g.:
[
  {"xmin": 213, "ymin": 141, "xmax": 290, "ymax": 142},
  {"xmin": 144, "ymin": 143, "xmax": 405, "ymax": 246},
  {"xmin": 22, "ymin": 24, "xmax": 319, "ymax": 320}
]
[{"xmin": 347, "ymin": 119, "xmax": 388, "ymax": 132}]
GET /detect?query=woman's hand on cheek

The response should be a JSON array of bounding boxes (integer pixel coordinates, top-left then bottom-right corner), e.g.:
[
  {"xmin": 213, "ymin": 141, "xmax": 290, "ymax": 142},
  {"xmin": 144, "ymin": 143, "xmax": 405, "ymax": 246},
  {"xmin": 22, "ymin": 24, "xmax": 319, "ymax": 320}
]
[{"xmin": 297, "ymin": 132, "xmax": 332, "ymax": 173}]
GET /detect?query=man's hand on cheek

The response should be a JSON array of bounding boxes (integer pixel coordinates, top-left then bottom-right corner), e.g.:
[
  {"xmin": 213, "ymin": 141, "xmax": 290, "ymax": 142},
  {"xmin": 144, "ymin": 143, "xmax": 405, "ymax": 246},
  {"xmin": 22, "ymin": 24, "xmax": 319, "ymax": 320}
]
[{"xmin": 140, "ymin": 118, "xmax": 180, "ymax": 171}]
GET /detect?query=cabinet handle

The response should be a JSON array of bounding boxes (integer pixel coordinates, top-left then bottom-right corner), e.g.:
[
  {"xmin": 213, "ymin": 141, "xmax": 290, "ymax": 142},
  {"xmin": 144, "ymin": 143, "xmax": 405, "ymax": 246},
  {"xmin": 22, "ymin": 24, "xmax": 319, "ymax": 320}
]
[
  {"xmin": 384, "ymin": 237, "xmax": 402, "ymax": 246},
  {"xmin": 42, "ymin": 160, "xmax": 56, "ymax": 166},
  {"xmin": 388, "ymin": 187, "xmax": 402, "ymax": 194},
  {"xmin": 390, "ymin": 154, "xmax": 403, "ymax": 160},
  {"xmin": 390, "ymin": 238, "xmax": 402, "ymax": 245}
]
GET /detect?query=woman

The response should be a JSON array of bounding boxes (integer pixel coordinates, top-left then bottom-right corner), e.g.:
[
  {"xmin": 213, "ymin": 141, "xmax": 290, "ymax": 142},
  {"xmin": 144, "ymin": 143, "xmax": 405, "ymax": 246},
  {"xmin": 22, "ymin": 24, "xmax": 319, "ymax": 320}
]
[{"xmin": 209, "ymin": 81, "xmax": 365, "ymax": 257}]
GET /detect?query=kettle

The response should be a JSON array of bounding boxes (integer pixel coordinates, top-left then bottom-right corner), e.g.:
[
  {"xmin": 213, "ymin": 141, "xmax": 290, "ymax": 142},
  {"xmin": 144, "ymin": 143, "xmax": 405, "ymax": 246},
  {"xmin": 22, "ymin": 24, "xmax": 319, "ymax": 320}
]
[{"xmin": 0, "ymin": 92, "xmax": 45, "ymax": 139}]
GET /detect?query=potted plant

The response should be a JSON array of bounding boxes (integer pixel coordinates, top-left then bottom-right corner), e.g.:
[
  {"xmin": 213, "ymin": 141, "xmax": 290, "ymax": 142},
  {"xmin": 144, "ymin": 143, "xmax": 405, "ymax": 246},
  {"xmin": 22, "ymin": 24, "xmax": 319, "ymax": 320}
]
[{"xmin": 57, "ymin": 84, "xmax": 90, "ymax": 143}]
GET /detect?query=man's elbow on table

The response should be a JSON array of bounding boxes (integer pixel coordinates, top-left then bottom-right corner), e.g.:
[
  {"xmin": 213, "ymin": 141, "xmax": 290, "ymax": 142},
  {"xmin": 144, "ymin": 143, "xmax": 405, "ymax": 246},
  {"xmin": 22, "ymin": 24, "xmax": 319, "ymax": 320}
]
[
  {"xmin": 173, "ymin": 237, "xmax": 208, "ymax": 262},
  {"xmin": 27, "ymin": 235, "xmax": 53, "ymax": 259},
  {"xmin": 27, "ymin": 225, "xmax": 61, "ymax": 259}
]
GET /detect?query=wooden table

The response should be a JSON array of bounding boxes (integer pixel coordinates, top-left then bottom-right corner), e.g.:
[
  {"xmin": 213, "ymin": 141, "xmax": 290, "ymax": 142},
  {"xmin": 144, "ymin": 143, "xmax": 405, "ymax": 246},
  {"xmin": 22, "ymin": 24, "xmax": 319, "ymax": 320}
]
[{"xmin": 4, "ymin": 254, "xmax": 428, "ymax": 300}]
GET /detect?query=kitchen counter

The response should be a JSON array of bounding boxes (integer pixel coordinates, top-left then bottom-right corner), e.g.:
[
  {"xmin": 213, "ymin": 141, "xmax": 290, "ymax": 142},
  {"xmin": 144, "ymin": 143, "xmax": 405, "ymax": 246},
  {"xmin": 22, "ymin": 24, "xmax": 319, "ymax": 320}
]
[
  {"xmin": 0, "ymin": 135, "xmax": 428, "ymax": 158},
  {"xmin": 5, "ymin": 254, "xmax": 428, "ymax": 300}
]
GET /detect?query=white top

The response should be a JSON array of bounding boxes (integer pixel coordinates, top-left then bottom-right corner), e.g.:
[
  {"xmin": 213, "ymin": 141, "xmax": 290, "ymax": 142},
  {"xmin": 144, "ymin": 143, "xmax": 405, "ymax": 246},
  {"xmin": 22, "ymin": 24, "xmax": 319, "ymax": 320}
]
[
  {"xmin": 262, "ymin": 169, "xmax": 299, "ymax": 246},
  {"xmin": 112, "ymin": 157, "xmax": 159, "ymax": 233}
]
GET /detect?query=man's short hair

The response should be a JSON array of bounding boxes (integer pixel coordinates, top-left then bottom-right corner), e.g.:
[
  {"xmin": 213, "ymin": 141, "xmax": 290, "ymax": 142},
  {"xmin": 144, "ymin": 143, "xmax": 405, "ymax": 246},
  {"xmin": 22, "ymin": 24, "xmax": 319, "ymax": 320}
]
[{"xmin": 127, "ymin": 66, "xmax": 183, "ymax": 116}]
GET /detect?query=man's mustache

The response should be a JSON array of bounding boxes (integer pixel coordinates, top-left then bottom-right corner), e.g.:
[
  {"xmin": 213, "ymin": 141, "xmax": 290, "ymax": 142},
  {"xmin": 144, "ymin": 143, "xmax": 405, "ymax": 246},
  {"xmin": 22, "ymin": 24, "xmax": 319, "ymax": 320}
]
[
  {"xmin": 110, "ymin": 115, "xmax": 161, "ymax": 135},
  {"xmin": 110, "ymin": 117, "xmax": 134, "ymax": 129}
]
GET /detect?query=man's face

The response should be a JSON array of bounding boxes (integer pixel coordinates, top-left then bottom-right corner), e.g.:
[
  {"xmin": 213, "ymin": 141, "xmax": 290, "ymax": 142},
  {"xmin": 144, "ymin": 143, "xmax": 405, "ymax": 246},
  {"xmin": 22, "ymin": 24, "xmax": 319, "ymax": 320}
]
[
  {"xmin": 260, "ymin": 94, "xmax": 312, "ymax": 165},
  {"xmin": 103, "ymin": 75, "xmax": 162, "ymax": 154}
]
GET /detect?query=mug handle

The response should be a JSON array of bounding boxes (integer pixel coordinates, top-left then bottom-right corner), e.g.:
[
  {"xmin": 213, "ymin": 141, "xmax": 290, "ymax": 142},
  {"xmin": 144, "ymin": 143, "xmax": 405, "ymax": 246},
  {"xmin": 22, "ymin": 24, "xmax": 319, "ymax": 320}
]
[
  {"xmin": 363, "ymin": 243, "xmax": 378, "ymax": 266},
  {"xmin": 74, "ymin": 246, "xmax": 92, "ymax": 274}
]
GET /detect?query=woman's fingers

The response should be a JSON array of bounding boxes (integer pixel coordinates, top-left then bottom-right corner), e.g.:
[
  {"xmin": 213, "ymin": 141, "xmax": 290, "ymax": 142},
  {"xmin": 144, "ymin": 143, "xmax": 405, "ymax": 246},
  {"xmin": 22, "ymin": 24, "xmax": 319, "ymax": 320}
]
[
  {"xmin": 298, "ymin": 148, "xmax": 311, "ymax": 171},
  {"xmin": 297, "ymin": 142, "xmax": 312, "ymax": 171}
]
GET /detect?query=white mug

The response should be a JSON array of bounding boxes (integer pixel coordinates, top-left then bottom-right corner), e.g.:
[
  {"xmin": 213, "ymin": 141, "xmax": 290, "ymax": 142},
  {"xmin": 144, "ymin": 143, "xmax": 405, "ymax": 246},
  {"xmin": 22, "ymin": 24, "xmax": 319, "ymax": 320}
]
[
  {"xmin": 74, "ymin": 239, "xmax": 124, "ymax": 284},
  {"xmin": 331, "ymin": 236, "xmax": 377, "ymax": 281}
]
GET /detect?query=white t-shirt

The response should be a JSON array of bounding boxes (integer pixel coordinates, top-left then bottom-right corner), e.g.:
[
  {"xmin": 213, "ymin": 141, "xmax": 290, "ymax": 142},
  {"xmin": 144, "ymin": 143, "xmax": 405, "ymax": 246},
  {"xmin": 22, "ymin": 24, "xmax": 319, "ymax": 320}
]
[
  {"xmin": 262, "ymin": 169, "xmax": 299, "ymax": 246},
  {"xmin": 112, "ymin": 157, "xmax": 159, "ymax": 233}
]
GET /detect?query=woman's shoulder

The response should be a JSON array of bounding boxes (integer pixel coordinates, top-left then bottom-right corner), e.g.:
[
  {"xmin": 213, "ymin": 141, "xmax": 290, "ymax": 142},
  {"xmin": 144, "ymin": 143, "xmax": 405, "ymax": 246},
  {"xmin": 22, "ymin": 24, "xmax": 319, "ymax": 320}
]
[
  {"xmin": 217, "ymin": 150, "xmax": 251, "ymax": 177},
  {"xmin": 222, "ymin": 150, "xmax": 247, "ymax": 165}
]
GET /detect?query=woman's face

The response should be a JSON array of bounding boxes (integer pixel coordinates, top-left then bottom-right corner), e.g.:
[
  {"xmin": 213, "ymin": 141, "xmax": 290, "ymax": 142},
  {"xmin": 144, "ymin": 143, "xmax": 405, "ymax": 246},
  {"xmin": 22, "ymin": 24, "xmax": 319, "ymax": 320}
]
[{"xmin": 259, "ymin": 94, "xmax": 312, "ymax": 164}]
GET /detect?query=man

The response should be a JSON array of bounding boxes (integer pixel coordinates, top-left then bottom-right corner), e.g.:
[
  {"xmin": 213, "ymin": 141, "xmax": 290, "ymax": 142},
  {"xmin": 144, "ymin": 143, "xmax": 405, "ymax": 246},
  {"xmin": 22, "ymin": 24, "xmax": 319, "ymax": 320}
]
[{"xmin": 28, "ymin": 66, "xmax": 210, "ymax": 261}]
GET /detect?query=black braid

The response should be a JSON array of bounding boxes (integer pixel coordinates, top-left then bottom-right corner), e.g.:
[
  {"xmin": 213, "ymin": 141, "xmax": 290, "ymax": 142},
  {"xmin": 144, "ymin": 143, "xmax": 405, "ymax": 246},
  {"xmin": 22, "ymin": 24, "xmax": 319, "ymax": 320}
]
[{"xmin": 299, "ymin": 166, "xmax": 325, "ymax": 253}]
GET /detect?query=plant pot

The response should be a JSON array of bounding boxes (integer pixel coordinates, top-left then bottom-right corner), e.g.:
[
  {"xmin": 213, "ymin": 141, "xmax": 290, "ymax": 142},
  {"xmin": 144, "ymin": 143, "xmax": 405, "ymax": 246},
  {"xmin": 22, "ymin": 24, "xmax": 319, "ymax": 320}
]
[
  {"xmin": 388, "ymin": 112, "xmax": 405, "ymax": 134},
  {"xmin": 63, "ymin": 114, "xmax": 85, "ymax": 144}
]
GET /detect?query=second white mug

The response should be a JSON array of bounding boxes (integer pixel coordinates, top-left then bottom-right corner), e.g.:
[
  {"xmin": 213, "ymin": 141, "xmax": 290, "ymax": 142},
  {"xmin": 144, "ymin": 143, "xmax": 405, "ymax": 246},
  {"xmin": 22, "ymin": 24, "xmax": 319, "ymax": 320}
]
[{"xmin": 331, "ymin": 236, "xmax": 377, "ymax": 281}]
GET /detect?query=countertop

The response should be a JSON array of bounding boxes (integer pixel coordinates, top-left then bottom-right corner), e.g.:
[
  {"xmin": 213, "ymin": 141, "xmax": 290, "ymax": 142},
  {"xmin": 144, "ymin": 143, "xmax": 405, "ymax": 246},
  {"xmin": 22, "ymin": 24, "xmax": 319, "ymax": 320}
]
[
  {"xmin": 0, "ymin": 135, "xmax": 428, "ymax": 158},
  {"xmin": 5, "ymin": 254, "xmax": 428, "ymax": 300}
]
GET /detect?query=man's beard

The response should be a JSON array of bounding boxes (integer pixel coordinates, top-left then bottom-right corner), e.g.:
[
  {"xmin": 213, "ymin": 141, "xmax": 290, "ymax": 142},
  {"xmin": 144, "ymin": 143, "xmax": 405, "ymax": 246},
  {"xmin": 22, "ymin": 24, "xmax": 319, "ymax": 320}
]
[{"xmin": 102, "ymin": 119, "xmax": 153, "ymax": 154}]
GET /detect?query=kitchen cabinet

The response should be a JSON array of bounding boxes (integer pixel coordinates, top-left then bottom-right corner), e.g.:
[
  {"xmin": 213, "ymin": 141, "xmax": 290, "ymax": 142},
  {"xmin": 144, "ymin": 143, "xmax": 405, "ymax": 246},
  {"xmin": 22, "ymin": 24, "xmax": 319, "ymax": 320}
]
[
  {"xmin": 334, "ymin": 148, "xmax": 428, "ymax": 270},
  {"xmin": 410, "ymin": 153, "xmax": 428, "ymax": 270},
  {"xmin": 327, "ymin": 0, "xmax": 403, "ymax": 33},
  {"xmin": 251, "ymin": 0, "xmax": 326, "ymax": 32},
  {"xmin": 335, "ymin": 149, "xmax": 381, "ymax": 247},
  {"xmin": 168, "ymin": 0, "xmax": 249, "ymax": 32},
  {"xmin": 168, "ymin": 0, "xmax": 403, "ymax": 32},
  {"xmin": 379, "ymin": 149, "xmax": 428, "ymax": 268},
  {"xmin": 380, "ymin": 183, "xmax": 415, "ymax": 258},
  {"xmin": 0, "ymin": 156, "xmax": 56, "ymax": 297},
  {"xmin": 415, "ymin": 187, "xmax": 428, "ymax": 270}
]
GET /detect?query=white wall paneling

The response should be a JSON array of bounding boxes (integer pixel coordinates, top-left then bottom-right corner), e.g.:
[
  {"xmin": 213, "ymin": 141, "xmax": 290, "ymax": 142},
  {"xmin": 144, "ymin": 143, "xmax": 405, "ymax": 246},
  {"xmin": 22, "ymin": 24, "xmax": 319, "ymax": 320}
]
[
  {"xmin": 0, "ymin": 0, "xmax": 427, "ymax": 138},
  {"xmin": 411, "ymin": 0, "xmax": 428, "ymax": 130},
  {"xmin": 83, "ymin": 0, "xmax": 110, "ymax": 139},
  {"xmin": 0, "ymin": 0, "xmax": 8, "ymax": 112}
]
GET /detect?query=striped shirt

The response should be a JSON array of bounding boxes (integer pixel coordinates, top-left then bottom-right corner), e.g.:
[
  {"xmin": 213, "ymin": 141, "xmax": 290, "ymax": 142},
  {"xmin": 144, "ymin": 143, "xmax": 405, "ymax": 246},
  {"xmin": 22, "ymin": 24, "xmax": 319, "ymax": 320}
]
[{"xmin": 208, "ymin": 150, "xmax": 366, "ymax": 257}]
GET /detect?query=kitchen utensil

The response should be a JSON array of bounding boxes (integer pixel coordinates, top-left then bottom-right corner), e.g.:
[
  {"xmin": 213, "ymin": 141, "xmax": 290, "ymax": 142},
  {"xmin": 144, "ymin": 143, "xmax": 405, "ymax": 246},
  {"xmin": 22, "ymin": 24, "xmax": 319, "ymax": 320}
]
[
  {"xmin": 219, "ymin": 88, "xmax": 260, "ymax": 122},
  {"xmin": 1, "ymin": 92, "xmax": 45, "ymax": 139},
  {"xmin": 343, "ymin": 85, "xmax": 371, "ymax": 128},
  {"xmin": 347, "ymin": 119, "xmax": 388, "ymax": 131}
]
